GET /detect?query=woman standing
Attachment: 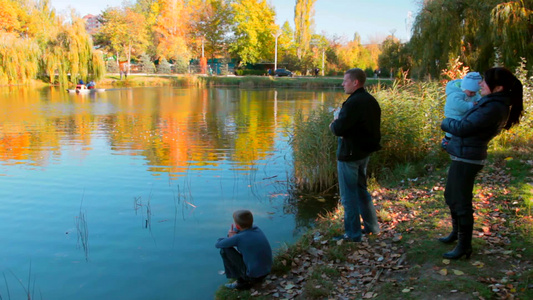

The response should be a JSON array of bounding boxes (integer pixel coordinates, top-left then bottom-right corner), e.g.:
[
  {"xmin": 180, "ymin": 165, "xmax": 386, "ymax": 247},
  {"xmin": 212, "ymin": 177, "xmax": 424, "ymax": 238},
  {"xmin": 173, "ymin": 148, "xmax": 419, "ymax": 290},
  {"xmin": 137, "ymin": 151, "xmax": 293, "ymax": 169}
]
[{"xmin": 440, "ymin": 67, "xmax": 524, "ymax": 259}]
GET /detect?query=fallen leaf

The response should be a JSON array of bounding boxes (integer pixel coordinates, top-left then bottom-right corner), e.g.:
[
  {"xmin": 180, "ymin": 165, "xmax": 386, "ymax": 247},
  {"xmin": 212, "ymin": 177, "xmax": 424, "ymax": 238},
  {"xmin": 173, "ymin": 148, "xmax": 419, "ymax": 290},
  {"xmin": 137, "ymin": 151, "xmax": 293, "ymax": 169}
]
[
  {"xmin": 285, "ymin": 283, "xmax": 295, "ymax": 290},
  {"xmin": 439, "ymin": 268, "xmax": 448, "ymax": 276},
  {"xmin": 453, "ymin": 269, "xmax": 464, "ymax": 275},
  {"xmin": 442, "ymin": 259, "xmax": 450, "ymax": 265},
  {"xmin": 392, "ymin": 235, "xmax": 402, "ymax": 242},
  {"xmin": 402, "ymin": 288, "xmax": 411, "ymax": 293}
]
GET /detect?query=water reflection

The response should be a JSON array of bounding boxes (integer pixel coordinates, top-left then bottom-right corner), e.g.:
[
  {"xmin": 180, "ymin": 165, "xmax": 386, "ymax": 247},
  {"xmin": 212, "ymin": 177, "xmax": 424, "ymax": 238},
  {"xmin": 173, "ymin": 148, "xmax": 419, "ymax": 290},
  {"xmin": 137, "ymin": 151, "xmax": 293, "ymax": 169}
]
[
  {"xmin": 1, "ymin": 87, "xmax": 336, "ymax": 171},
  {"xmin": 0, "ymin": 86, "xmax": 343, "ymax": 299}
]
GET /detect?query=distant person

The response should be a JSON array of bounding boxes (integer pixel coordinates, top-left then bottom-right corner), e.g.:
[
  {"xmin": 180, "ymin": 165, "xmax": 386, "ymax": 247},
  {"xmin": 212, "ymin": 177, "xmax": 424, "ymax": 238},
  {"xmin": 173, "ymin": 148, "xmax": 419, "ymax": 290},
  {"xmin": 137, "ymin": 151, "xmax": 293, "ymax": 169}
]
[
  {"xmin": 76, "ymin": 79, "xmax": 85, "ymax": 90},
  {"xmin": 314, "ymin": 68, "xmax": 319, "ymax": 77},
  {"xmin": 329, "ymin": 68, "xmax": 381, "ymax": 242},
  {"xmin": 86, "ymin": 81, "xmax": 96, "ymax": 89},
  {"xmin": 441, "ymin": 72, "xmax": 482, "ymax": 149},
  {"xmin": 440, "ymin": 67, "xmax": 524, "ymax": 259},
  {"xmin": 215, "ymin": 210, "xmax": 272, "ymax": 290}
]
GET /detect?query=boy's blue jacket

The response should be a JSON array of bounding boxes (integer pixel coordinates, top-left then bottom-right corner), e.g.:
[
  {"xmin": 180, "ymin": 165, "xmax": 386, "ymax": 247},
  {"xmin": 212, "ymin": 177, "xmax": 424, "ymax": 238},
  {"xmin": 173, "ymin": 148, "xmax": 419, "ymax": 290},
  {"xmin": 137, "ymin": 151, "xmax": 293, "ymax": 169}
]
[{"xmin": 216, "ymin": 226, "xmax": 272, "ymax": 278}]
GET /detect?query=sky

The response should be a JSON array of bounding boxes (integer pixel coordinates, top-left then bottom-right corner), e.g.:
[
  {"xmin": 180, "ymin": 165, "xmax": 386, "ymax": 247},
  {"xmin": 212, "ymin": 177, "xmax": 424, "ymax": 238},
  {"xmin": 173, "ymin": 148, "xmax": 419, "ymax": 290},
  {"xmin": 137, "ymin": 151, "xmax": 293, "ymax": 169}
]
[{"xmin": 50, "ymin": 0, "xmax": 421, "ymax": 44}]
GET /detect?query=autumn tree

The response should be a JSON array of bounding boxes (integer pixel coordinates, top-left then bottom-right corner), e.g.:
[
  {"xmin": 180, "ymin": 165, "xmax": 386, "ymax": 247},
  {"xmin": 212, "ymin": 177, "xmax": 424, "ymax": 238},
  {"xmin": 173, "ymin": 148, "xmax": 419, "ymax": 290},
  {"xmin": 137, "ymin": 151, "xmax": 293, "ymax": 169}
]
[
  {"xmin": 378, "ymin": 36, "xmax": 411, "ymax": 78},
  {"xmin": 294, "ymin": 0, "xmax": 316, "ymax": 60},
  {"xmin": 332, "ymin": 34, "xmax": 374, "ymax": 73},
  {"xmin": 188, "ymin": 0, "xmax": 232, "ymax": 60},
  {"xmin": 96, "ymin": 6, "xmax": 150, "ymax": 70},
  {"xmin": 153, "ymin": 0, "xmax": 190, "ymax": 63},
  {"xmin": 229, "ymin": 0, "xmax": 277, "ymax": 65},
  {"xmin": 309, "ymin": 34, "xmax": 327, "ymax": 74},
  {"xmin": 133, "ymin": 0, "xmax": 160, "ymax": 57}
]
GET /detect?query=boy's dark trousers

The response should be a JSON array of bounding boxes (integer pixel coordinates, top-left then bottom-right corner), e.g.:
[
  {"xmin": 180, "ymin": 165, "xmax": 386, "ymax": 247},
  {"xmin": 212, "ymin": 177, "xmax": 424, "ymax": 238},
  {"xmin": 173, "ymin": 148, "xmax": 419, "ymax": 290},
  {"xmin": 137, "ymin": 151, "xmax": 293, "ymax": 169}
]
[{"xmin": 219, "ymin": 248, "xmax": 266, "ymax": 287}]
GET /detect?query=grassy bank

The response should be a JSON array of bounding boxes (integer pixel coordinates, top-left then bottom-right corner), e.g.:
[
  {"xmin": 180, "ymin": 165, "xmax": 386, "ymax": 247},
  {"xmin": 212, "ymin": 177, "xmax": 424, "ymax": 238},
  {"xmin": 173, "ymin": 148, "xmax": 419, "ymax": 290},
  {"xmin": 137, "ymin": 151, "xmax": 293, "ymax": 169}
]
[
  {"xmin": 98, "ymin": 74, "xmax": 201, "ymax": 87},
  {"xmin": 215, "ymin": 151, "xmax": 532, "ymax": 299},
  {"xmin": 96, "ymin": 74, "xmax": 390, "ymax": 89},
  {"xmin": 200, "ymin": 76, "xmax": 389, "ymax": 89},
  {"xmin": 216, "ymin": 75, "xmax": 533, "ymax": 299}
]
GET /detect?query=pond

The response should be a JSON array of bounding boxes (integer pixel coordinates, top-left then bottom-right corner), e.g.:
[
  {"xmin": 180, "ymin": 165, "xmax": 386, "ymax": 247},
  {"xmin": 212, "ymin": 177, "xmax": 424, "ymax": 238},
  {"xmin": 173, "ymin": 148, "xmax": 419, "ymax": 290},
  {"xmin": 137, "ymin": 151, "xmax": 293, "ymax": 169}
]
[{"xmin": 0, "ymin": 86, "xmax": 342, "ymax": 299}]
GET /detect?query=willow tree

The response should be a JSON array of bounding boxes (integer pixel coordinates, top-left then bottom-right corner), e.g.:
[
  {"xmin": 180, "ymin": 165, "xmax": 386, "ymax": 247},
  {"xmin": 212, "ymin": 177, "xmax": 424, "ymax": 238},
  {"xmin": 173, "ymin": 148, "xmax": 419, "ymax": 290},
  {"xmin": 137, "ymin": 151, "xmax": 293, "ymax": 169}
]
[
  {"xmin": 0, "ymin": 33, "xmax": 40, "ymax": 84},
  {"xmin": 410, "ymin": 0, "xmax": 532, "ymax": 78},
  {"xmin": 0, "ymin": 0, "xmax": 40, "ymax": 84},
  {"xmin": 490, "ymin": 1, "xmax": 532, "ymax": 67},
  {"xmin": 294, "ymin": 0, "xmax": 316, "ymax": 60},
  {"xmin": 229, "ymin": 0, "xmax": 277, "ymax": 65},
  {"xmin": 41, "ymin": 15, "xmax": 104, "ymax": 85}
]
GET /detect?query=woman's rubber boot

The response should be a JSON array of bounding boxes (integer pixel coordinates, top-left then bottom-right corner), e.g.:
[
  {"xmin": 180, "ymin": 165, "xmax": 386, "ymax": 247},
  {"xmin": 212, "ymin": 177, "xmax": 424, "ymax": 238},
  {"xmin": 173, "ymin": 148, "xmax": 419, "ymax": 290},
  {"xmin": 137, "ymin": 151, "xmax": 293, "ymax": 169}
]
[
  {"xmin": 443, "ymin": 215, "xmax": 473, "ymax": 259},
  {"xmin": 438, "ymin": 212, "xmax": 458, "ymax": 244}
]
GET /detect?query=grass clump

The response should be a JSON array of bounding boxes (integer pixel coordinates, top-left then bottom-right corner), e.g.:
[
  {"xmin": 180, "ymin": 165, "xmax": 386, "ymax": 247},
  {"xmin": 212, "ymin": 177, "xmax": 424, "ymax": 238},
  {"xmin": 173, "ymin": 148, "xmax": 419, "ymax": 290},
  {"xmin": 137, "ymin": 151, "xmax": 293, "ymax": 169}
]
[{"xmin": 288, "ymin": 106, "xmax": 338, "ymax": 193}]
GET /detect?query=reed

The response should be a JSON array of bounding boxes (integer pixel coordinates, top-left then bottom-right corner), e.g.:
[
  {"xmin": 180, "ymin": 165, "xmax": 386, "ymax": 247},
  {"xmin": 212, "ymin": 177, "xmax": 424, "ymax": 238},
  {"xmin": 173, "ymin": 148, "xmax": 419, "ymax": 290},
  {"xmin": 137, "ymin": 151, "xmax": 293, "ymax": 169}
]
[
  {"xmin": 76, "ymin": 205, "xmax": 89, "ymax": 262},
  {"xmin": 289, "ymin": 74, "xmax": 533, "ymax": 193},
  {"xmin": 288, "ymin": 106, "xmax": 338, "ymax": 193},
  {"xmin": 2, "ymin": 272, "xmax": 10, "ymax": 300}
]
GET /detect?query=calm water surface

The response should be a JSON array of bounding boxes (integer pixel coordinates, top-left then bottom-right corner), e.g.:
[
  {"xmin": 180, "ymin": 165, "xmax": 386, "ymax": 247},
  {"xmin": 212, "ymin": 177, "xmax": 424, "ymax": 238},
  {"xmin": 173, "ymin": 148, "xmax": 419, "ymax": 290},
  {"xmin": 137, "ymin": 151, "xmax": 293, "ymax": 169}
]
[{"xmin": 0, "ymin": 86, "xmax": 341, "ymax": 299}]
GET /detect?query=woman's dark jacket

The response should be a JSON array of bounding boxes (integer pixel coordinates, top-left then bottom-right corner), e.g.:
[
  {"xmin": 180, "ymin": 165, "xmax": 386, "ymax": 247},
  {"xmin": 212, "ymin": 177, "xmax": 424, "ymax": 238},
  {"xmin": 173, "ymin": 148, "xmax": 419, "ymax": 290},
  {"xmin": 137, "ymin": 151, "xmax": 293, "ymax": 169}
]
[
  {"xmin": 330, "ymin": 88, "xmax": 381, "ymax": 161},
  {"xmin": 441, "ymin": 92, "xmax": 511, "ymax": 160}
]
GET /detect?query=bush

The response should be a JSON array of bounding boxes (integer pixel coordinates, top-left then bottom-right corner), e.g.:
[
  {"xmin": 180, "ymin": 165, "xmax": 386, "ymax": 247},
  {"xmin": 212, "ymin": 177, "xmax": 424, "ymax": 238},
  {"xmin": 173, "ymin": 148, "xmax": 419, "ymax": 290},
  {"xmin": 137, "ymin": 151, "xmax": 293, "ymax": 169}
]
[
  {"xmin": 139, "ymin": 54, "xmax": 155, "ymax": 74},
  {"xmin": 235, "ymin": 69, "xmax": 266, "ymax": 76},
  {"xmin": 173, "ymin": 57, "xmax": 189, "ymax": 74},
  {"xmin": 365, "ymin": 67, "xmax": 375, "ymax": 78},
  {"xmin": 157, "ymin": 58, "xmax": 171, "ymax": 74},
  {"xmin": 106, "ymin": 60, "xmax": 119, "ymax": 73},
  {"xmin": 288, "ymin": 80, "xmax": 450, "ymax": 193}
]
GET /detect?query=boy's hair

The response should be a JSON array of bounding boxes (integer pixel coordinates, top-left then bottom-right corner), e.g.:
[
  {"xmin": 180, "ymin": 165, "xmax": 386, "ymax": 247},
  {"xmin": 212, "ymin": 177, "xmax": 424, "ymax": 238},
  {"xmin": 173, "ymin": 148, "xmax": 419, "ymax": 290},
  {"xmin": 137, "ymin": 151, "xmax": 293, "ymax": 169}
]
[
  {"xmin": 233, "ymin": 210, "xmax": 254, "ymax": 229},
  {"xmin": 345, "ymin": 68, "xmax": 366, "ymax": 86}
]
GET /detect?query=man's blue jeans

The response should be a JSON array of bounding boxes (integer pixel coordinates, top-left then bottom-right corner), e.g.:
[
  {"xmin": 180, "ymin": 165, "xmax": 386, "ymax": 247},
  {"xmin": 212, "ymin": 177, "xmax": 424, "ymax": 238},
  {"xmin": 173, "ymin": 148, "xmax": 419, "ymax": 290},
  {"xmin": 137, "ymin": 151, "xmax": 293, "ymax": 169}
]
[{"xmin": 337, "ymin": 157, "xmax": 380, "ymax": 241}]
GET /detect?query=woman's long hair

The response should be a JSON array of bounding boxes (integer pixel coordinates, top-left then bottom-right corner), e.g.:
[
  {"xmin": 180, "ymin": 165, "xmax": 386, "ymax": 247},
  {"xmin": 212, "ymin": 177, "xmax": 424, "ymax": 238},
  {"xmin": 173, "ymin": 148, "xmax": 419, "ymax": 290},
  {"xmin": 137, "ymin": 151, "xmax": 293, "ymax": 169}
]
[{"xmin": 484, "ymin": 67, "xmax": 524, "ymax": 129}]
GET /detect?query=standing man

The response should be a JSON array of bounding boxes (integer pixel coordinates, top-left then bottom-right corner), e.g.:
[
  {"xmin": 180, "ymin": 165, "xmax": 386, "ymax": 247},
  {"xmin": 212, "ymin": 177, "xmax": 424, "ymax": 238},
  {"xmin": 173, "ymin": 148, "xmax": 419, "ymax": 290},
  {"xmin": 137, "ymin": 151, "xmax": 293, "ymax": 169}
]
[{"xmin": 329, "ymin": 68, "xmax": 382, "ymax": 242}]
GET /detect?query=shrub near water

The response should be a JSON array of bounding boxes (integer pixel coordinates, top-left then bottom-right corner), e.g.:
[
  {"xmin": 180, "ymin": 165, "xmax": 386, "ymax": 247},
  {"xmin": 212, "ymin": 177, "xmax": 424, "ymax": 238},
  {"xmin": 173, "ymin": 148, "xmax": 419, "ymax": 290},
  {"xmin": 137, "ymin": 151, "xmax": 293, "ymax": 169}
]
[
  {"xmin": 289, "ymin": 80, "xmax": 450, "ymax": 192},
  {"xmin": 289, "ymin": 106, "xmax": 338, "ymax": 193},
  {"xmin": 371, "ymin": 81, "xmax": 449, "ymax": 180}
]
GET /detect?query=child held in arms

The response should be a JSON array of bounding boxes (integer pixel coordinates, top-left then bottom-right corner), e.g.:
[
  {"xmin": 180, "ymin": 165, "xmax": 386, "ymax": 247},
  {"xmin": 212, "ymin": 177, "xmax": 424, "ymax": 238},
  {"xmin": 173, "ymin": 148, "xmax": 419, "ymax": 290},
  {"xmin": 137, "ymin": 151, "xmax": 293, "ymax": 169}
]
[
  {"xmin": 215, "ymin": 210, "xmax": 272, "ymax": 290},
  {"xmin": 442, "ymin": 72, "xmax": 482, "ymax": 149}
]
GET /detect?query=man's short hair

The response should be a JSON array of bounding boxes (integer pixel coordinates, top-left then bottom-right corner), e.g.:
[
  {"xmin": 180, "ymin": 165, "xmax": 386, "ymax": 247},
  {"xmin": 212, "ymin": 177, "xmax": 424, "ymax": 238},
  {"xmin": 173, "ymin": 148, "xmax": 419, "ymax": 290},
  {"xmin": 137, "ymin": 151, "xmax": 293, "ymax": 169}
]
[
  {"xmin": 233, "ymin": 210, "xmax": 254, "ymax": 229},
  {"xmin": 345, "ymin": 68, "xmax": 366, "ymax": 86}
]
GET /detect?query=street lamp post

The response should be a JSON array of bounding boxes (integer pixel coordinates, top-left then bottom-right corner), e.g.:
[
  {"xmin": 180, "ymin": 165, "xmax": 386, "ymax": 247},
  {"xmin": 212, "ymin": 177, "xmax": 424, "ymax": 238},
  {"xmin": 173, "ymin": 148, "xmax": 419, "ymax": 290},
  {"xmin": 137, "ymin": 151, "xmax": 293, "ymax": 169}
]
[{"xmin": 272, "ymin": 30, "xmax": 282, "ymax": 72}]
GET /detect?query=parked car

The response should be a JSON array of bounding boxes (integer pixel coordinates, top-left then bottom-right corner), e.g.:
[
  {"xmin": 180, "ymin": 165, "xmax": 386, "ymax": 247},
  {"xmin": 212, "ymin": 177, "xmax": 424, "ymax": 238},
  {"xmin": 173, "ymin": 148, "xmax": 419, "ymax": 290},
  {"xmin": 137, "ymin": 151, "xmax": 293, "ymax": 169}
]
[{"xmin": 274, "ymin": 68, "xmax": 293, "ymax": 77}]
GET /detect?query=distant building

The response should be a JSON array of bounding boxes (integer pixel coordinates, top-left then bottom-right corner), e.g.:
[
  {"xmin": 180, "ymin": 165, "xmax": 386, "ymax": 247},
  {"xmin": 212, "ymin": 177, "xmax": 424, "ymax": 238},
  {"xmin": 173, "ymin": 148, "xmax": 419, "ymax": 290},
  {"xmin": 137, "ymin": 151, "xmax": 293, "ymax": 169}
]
[{"xmin": 83, "ymin": 14, "xmax": 101, "ymax": 35}]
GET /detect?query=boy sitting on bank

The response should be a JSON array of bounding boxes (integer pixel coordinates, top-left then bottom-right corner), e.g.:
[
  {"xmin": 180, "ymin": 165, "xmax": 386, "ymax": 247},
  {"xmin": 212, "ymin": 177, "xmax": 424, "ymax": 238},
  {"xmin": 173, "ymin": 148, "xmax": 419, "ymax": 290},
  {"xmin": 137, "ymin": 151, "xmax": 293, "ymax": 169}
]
[{"xmin": 215, "ymin": 210, "xmax": 272, "ymax": 290}]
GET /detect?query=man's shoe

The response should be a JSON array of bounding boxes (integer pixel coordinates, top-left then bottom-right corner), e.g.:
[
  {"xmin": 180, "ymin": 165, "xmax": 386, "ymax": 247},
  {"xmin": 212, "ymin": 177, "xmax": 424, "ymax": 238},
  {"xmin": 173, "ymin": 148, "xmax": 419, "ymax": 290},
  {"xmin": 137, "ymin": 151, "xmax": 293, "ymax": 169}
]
[
  {"xmin": 332, "ymin": 234, "xmax": 360, "ymax": 242},
  {"xmin": 224, "ymin": 281, "xmax": 251, "ymax": 290},
  {"xmin": 224, "ymin": 282, "xmax": 239, "ymax": 289}
]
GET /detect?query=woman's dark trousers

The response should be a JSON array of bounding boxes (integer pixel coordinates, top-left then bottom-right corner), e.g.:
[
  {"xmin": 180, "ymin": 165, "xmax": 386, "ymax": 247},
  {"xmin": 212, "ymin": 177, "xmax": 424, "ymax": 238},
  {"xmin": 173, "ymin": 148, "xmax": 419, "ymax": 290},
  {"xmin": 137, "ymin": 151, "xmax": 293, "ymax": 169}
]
[{"xmin": 443, "ymin": 160, "xmax": 483, "ymax": 259}]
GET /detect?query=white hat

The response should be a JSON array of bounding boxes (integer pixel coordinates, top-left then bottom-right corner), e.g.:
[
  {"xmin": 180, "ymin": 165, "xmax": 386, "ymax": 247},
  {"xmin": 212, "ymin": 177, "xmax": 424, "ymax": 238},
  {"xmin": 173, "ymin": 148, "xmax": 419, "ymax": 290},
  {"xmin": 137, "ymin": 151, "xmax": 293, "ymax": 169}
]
[{"xmin": 461, "ymin": 72, "xmax": 482, "ymax": 92}]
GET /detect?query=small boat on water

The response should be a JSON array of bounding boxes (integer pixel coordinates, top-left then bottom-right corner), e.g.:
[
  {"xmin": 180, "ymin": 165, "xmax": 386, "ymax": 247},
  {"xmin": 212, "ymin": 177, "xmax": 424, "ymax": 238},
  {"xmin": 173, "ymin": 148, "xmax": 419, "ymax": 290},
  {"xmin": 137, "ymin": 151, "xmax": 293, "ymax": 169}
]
[{"xmin": 66, "ymin": 86, "xmax": 105, "ymax": 94}]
